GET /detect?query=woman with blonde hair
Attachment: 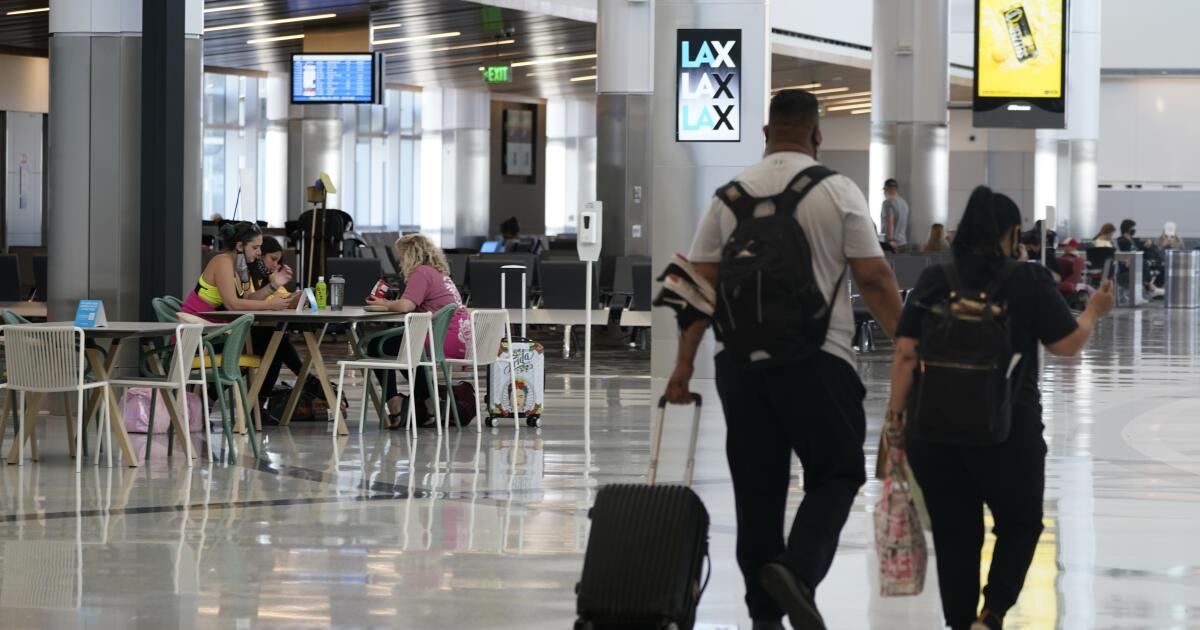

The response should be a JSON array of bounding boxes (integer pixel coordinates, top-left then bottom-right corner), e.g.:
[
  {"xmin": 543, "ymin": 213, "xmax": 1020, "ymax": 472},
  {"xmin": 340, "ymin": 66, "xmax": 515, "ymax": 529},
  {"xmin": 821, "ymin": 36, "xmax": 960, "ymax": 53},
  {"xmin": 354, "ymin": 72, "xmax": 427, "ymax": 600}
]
[
  {"xmin": 366, "ymin": 234, "xmax": 471, "ymax": 428},
  {"xmin": 923, "ymin": 223, "xmax": 949, "ymax": 252},
  {"xmin": 1092, "ymin": 223, "xmax": 1117, "ymax": 248}
]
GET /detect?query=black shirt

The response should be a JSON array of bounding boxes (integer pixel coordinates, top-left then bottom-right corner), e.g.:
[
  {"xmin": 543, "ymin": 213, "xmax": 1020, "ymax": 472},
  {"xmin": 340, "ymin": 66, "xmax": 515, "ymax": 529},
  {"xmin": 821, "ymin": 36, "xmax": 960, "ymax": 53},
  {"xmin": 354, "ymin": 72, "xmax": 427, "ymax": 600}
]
[{"xmin": 896, "ymin": 255, "xmax": 1079, "ymax": 424}]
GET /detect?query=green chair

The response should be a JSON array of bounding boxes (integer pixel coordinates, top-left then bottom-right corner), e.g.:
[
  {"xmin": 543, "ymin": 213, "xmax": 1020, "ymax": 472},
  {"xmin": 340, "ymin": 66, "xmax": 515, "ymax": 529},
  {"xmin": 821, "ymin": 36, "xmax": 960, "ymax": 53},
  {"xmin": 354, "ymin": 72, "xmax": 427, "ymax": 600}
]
[
  {"xmin": 357, "ymin": 304, "xmax": 457, "ymax": 428},
  {"xmin": 201, "ymin": 314, "xmax": 260, "ymax": 461}
]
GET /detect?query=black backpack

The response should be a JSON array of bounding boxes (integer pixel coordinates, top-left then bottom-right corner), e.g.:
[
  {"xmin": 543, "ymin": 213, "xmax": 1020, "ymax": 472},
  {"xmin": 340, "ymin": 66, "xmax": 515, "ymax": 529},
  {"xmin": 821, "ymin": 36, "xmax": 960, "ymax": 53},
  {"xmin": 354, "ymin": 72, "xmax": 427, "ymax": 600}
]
[
  {"xmin": 908, "ymin": 261, "xmax": 1022, "ymax": 445},
  {"xmin": 712, "ymin": 165, "xmax": 842, "ymax": 368}
]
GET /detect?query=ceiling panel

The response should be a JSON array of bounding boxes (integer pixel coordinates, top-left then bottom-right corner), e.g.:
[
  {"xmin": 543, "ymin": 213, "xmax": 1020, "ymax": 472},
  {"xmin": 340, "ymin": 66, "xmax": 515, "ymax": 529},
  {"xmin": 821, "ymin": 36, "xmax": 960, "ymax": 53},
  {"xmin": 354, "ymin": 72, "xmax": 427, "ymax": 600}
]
[{"xmin": 0, "ymin": 1, "xmax": 48, "ymax": 55}]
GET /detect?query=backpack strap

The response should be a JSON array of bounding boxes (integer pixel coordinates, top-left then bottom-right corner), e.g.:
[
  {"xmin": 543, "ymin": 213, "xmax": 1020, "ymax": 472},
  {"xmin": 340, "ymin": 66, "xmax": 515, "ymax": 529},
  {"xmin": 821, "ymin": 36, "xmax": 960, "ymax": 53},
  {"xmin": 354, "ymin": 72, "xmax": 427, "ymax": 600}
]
[
  {"xmin": 940, "ymin": 263, "xmax": 964, "ymax": 299},
  {"xmin": 770, "ymin": 165, "xmax": 837, "ymax": 217},
  {"xmin": 714, "ymin": 181, "xmax": 759, "ymax": 221},
  {"xmin": 982, "ymin": 260, "xmax": 1022, "ymax": 303}
]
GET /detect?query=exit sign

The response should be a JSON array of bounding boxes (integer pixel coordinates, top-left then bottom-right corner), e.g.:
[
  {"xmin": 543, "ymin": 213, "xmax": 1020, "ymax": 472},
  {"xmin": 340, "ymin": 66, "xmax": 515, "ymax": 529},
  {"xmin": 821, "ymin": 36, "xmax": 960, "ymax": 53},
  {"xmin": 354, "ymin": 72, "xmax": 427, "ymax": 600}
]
[{"xmin": 483, "ymin": 65, "xmax": 512, "ymax": 84}]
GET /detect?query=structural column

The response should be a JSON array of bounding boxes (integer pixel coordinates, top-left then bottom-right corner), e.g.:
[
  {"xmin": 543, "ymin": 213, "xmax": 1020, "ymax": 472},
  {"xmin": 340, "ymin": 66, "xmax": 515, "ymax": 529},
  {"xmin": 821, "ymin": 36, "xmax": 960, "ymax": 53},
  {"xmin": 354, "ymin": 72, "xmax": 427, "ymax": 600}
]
[
  {"xmin": 1034, "ymin": 1, "xmax": 1101, "ymax": 239},
  {"xmin": 649, "ymin": 0, "xmax": 770, "ymax": 379},
  {"xmin": 596, "ymin": 0, "xmax": 653, "ymax": 258},
  {"xmin": 418, "ymin": 88, "xmax": 491, "ymax": 249},
  {"xmin": 869, "ymin": 0, "xmax": 949, "ymax": 246}
]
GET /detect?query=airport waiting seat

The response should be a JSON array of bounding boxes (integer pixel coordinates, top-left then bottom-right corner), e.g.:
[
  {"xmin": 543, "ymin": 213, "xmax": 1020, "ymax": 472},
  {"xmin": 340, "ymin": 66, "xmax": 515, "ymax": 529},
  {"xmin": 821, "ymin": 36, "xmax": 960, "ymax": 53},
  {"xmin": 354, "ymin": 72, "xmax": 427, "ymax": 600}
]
[
  {"xmin": 891, "ymin": 255, "xmax": 930, "ymax": 297},
  {"xmin": 446, "ymin": 254, "xmax": 470, "ymax": 293},
  {"xmin": 611, "ymin": 255, "xmax": 650, "ymax": 307},
  {"xmin": 467, "ymin": 258, "xmax": 534, "ymax": 309},
  {"xmin": 325, "ymin": 257, "xmax": 383, "ymax": 306},
  {"xmin": 479, "ymin": 252, "xmax": 540, "ymax": 288},
  {"xmin": 0, "ymin": 256, "xmax": 22, "ymax": 302},
  {"xmin": 539, "ymin": 260, "xmax": 600, "ymax": 309},
  {"xmin": 32, "ymin": 255, "xmax": 47, "ymax": 302},
  {"xmin": 629, "ymin": 261, "xmax": 653, "ymax": 311}
]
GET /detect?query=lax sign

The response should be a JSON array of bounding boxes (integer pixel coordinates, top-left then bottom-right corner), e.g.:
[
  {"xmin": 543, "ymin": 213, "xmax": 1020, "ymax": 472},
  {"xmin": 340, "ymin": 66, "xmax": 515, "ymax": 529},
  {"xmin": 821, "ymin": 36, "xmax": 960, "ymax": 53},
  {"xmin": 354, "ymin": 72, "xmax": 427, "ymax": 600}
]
[{"xmin": 676, "ymin": 29, "xmax": 742, "ymax": 142}]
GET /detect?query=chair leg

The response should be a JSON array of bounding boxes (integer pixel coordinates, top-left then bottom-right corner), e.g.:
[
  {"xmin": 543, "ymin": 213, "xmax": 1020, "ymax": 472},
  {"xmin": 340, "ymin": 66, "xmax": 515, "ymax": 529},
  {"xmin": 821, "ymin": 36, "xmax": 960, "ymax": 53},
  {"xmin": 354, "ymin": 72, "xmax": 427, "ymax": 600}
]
[
  {"xmin": 63, "ymin": 393, "xmax": 77, "ymax": 459},
  {"xmin": 237, "ymin": 379, "xmax": 259, "ymax": 460},
  {"xmin": 75, "ymin": 389, "xmax": 85, "ymax": 474},
  {"xmin": 442, "ymin": 363, "xmax": 460, "ymax": 430},
  {"xmin": 358, "ymin": 368, "xmax": 369, "ymax": 434},
  {"xmin": 0, "ymin": 391, "xmax": 9, "ymax": 455},
  {"xmin": 471, "ymin": 361, "xmax": 483, "ymax": 435},
  {"xmin": 427, "ymin": 362, "xmax": 442, "ymax": 436},
  {"xmin": 407, "ymin": 366, "xmax": 417, "ymax": 433},
  {"xmin": 146, "ymin": 388, "xmax": 158, "ymax": 463},
  {"xmin": 213, "ymin": 379, "xmax": 235, "ymax": 462},
  {"xmin": 333, "ymin": 363, "xmax": 348, "ymax": 437},
  {"xmin": 199, "ymin": 384, "xmax": 214, "ymax": 464},
  {"xmin": 103, "ymin": 386, "xmax": 113, "ymax": 468},
  {"xmin": 15, "ymin": 391, "xmax": 25, "ymax": 465}
]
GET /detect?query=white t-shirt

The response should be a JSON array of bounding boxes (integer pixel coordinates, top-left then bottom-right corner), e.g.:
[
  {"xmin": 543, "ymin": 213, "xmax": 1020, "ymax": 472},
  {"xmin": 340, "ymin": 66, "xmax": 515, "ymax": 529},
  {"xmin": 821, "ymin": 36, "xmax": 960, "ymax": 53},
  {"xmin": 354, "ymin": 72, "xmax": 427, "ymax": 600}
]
[{"xmin": 688, "ymin": 151, "xmax": 884, "ymax": 368}]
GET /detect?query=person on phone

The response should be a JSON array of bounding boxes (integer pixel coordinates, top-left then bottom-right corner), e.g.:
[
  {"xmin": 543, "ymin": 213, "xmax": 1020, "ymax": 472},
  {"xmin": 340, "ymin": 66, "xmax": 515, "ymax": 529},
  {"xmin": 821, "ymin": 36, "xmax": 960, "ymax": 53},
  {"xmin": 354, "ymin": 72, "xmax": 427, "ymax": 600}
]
[
  {"xmin": 885, "ymin": 187, "xmax": 1114, "ymax": 630},
  {"xmin": 365, "ymin": 234, "xmax": 471, "ymax": 429},
  {"xmin": 666, "ymin": 90, "xmax": 903, "ymax": 630},
  {"xmin": 181, "ymin": 222, "xmax": 298, "ymax": 316}
]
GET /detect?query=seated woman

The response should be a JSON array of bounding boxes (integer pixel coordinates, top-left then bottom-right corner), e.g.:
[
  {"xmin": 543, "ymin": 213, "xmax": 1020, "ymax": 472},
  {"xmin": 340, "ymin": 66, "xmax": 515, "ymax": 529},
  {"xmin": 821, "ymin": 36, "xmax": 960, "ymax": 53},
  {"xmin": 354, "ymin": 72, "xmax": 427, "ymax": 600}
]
[
  {"xmin": 182, "ymin": 221, "xmax": 297, "ymax": 316},
  {"xmin": 366, "ymin": 234, "xmax": 471, "ymax": 429},
  {"xmin": 922, "ymin": 223, "xmax": 949, "ymax": 253},
  {"xmin": 1092, "ymin": 223, "xmax": 1117, "ymax": 248}
]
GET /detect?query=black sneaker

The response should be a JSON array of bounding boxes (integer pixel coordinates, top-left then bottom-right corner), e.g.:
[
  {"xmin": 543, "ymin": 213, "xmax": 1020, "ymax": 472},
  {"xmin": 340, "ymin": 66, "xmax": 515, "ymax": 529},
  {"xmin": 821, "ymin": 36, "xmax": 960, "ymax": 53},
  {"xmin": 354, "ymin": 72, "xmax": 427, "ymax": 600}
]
[
  {"xmin": 970, "ymin": 609, "xmax": 1003, "ymax": 630},
  {"xmin": 759, "ymin": 562, "xmax": 826, "ymax": 630}
]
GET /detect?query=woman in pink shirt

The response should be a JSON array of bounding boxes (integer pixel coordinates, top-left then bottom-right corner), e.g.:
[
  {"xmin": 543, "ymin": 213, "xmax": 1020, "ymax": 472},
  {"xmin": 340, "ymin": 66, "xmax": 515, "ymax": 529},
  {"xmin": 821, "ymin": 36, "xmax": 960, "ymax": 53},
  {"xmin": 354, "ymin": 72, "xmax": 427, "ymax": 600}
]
[{"xmin": 366, "ymin": 234, "xmax": 471, "ymax": 428}]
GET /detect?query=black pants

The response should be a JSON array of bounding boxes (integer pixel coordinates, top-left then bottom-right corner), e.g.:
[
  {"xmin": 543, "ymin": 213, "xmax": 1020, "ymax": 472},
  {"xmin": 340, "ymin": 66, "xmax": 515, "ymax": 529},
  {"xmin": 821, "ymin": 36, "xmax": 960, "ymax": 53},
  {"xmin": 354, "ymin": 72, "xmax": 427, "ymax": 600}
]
[
  {"xmin": 375, "ymin": 335, "xmax": 434, "ymax": 418},
  {"xmin": 250, "ymin": 327, "xmax": 305, "ymax": 404},
  {"xmin": 906, "ymin": 423, "xmax": 1047, "ymax": 630},
  {"xmin": 714, "ymin": 351, "xmax": 867, "ymax": 621}
]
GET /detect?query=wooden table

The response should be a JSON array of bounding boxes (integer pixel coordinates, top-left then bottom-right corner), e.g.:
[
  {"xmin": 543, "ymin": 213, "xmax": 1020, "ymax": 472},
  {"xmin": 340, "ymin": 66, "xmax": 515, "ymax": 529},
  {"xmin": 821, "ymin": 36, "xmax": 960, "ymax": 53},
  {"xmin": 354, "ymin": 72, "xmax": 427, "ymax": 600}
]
[
  {"xmin": 0, "ymin": 301, "xmax": 48, "ymax": 320},
  {"xmin": 6, "ymin": 321, "xmax": 187, "ymax": 467},
  {"xmin": 202, "ymin": 308, "xmax": 398, "ymax": 435}
]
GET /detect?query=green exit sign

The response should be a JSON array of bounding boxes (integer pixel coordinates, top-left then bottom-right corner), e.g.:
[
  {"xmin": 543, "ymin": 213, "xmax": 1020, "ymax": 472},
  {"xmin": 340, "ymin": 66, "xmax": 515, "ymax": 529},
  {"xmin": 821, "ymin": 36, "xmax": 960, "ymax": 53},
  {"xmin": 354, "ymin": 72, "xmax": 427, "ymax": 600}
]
[{"xmin": 483, "ymin": 65, "xmax": 512, "ymax": 84}]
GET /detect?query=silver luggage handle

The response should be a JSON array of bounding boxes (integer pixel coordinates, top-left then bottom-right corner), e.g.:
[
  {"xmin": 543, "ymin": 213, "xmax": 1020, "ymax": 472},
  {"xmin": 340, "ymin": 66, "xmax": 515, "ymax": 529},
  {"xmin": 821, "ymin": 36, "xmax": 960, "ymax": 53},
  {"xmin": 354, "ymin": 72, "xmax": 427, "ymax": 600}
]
[{"xmin": 647, "ymin": 394, "xmax": 703, "ymax": 487}]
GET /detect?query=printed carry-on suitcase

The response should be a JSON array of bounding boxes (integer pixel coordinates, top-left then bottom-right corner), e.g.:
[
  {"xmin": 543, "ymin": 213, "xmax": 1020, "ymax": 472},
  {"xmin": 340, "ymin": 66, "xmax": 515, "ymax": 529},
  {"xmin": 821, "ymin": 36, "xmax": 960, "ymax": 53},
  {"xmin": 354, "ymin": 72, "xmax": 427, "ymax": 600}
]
[
  {"xmin": 575, "ymin": 394, "xmax": 710, "ymax": 630},
  {"xmin": 486, "ymin": 264, "xmax": 546, "ymax": 427}
]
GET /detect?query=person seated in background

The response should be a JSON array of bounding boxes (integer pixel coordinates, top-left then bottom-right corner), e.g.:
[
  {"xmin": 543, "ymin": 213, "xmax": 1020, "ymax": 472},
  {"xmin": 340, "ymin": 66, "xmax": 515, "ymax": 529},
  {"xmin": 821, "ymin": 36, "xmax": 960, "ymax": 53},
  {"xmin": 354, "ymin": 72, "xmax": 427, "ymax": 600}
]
[
  {"xmin": 499, "ymin": 216, "xmax": 522, "ymax": 252},
  {"xmin": 1116, "ymin": 219, "xmax": 1166, "ymax": 296},
  {"xmin": 922, "ymin": 223, "xmax": 950, "ymax": 253},
  {"xmin": 1060, "ymin": 238, "xmax": 1081, "ymax": 258},
  {"xmin": 1116, "ymin": 219, "xmax": 1152, "ymax": 252},
  {"xmin": 181, "ymin": 221, "xmax": 298, "ymax": 316},
  {"xmin": 365, "ymin": 234, "xmax": 472, "ymax": 429},
  {"xmin": 1092, "ymin": 223, "xmax": 1117, "ymax": 248},
  {"xmin": 248, "ymin": 237, "xmax": 322, "ymax": 416},
  {"xmin": 1159, "ymin": 222, "xmax": 1185, "ymax": 250}
]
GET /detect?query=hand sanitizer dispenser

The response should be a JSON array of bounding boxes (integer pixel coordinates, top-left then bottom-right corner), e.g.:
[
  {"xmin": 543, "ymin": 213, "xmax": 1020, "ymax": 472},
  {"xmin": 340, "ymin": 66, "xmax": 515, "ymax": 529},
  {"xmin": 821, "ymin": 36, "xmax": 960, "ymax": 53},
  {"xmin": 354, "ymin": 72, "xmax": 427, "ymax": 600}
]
[{"xmin": 578, "ymin": 201, "xmax": 602, "ymax": 262}]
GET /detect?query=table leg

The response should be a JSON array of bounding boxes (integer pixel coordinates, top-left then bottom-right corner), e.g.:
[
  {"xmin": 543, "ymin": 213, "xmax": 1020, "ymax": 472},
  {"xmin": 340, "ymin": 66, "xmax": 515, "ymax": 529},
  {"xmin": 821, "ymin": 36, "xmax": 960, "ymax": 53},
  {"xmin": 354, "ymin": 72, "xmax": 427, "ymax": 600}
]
[
  {"xmin": 278, "ymin": 355, "xmax": 312, "ymax": 427},
  {"xmin": 302, "ymin": 328, "xmax": 345, "ymax": 435},
  {"xmin": 246, "ymin": 326, "xmax": 285, "ymax": 432},
  {"xmin": 86, "ymin": 347, "xmax": 139, "ymax": 468},
  {"xmin": 348, "ymin": 322, "xmax": 386, "ymax": 425},
  {"xmin": 6, "ymin": 393, "xmax": 42, "ymax": 464}
]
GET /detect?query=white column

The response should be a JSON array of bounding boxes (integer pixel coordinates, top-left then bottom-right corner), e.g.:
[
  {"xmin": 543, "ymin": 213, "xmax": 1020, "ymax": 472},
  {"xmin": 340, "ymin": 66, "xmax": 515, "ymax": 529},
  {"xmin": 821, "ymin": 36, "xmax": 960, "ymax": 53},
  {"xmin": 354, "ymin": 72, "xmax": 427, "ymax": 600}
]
[
  {"xmin": 1035, "ymin": 0, "xmax": 1101, "ymax": 239},
  {"xmin": 419, "ymin": 88, "xmax": 490, "ymax": 248},
  {"xmin": 869, "ymin": 0, "xmax": 950, "ymax": 246},
  {"xmin": 650, "ymin": 0, "xmax": 770, "ymax": 379}
]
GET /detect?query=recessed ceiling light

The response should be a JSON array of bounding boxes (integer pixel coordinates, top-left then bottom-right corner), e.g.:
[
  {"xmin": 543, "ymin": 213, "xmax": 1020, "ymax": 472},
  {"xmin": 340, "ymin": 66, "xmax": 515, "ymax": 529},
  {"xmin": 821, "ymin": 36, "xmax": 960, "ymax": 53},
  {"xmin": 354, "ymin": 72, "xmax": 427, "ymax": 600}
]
[
  {"xmin": 372, "ymin": 31, "xmax": 460, "ymax": 46},
  {"xmin": 203, "ymin": 13, "xmax": 337, "ymax": 33},
  {"xmin": 850, "ymin": 108, "xmax": 871, "ymax": 115},
  {"xmin": 511, "ymin": 52, "xmax": 597, "ymax": 68},
  {"xmin": 247, "ymin": 33, "xmax": 304, "ymax": 45},
  {"xmin": 771, "ymin": 82, "xmax": 821, "ymax": 92},
  {"xmin": 204, "ymin": 2, "xmax": 263, "ymax": 14},
  {"xmin": 371, "ymin": 23, "xmax": 402, "ymax": 32},
  {"xmin": 810, "ymin": 86, "xmax": 849, "ymax": 95},
  {"xmin": 821, "ymin": 90, "xmax": 871, "ymax": 101},
  {"xmin": 569, "ymin": 75, "xmax": 597, "ymax": 82},
  {"xmin": 827, "ymin": 102, "xmax": 871, "ymax": 112},
  {"xmin": 385, "ymin": 39, "xmax": 514, "ymax": 56},
  {"xmin": 5, "ymin": 6, "xmax": 49, "ymax": 15}
]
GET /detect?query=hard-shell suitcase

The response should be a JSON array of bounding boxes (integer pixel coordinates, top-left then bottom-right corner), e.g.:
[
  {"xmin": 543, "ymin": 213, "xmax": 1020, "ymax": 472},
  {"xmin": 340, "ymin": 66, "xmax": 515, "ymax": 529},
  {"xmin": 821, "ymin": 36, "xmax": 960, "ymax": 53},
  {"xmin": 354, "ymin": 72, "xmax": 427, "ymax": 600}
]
[
  {"xmin": 575, "ymin": 394, "xmax": 710, "ymax": 630},
  {"xmin": 485, "ymin": 264, "xmax": 545, "ymax": 427}
]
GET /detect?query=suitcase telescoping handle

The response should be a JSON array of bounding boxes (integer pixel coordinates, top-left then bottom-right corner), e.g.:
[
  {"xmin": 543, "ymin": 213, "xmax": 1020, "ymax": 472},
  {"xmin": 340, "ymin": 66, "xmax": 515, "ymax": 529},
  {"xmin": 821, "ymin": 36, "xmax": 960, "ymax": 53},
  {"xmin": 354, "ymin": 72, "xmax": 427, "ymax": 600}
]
[{"xmin": 647, "ymin": 393, "xmax": 703, "ymax": 487}]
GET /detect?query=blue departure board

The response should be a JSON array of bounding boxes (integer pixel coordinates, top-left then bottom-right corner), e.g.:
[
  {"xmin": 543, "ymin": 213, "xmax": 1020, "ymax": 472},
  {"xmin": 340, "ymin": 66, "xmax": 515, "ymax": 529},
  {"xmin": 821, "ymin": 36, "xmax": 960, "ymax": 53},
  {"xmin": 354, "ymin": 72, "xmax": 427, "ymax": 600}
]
[{"xmin": 291, "ymin": 54, "xmax": 376, "ymax": 104}]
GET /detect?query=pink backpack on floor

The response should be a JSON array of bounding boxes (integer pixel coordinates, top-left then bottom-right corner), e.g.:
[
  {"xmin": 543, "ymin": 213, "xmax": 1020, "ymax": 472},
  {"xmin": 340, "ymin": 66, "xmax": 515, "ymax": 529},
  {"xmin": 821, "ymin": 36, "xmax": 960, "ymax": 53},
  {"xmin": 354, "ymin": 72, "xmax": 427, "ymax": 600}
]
[{"xmin": 120, "ymin": 388, "xmax": 205, "ymax": 433}]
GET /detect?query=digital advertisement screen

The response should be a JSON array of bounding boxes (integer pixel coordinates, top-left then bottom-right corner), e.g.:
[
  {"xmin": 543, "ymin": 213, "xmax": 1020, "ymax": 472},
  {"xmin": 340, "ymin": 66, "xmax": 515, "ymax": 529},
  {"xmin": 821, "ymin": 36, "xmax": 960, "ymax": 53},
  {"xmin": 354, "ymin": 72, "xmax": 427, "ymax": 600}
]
[
  {"xmin": 976, "ymin": 0, "xmax": 1064, "ymax": 99},
  {"xmin": 291, "ymin": 54, "xmax": 376, "ymax": 104},
  {"xmin": 676, "ymin": 29, "xmax": 741, "ymax": 142}
]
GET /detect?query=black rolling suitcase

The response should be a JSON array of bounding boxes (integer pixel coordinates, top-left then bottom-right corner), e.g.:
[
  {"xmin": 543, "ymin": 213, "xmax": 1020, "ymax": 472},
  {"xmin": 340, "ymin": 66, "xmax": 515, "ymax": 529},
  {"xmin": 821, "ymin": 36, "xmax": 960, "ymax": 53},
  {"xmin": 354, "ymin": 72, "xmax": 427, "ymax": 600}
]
[{"xmin": 575, "ymin": 394, "xmax": 710, "ymax": 630}]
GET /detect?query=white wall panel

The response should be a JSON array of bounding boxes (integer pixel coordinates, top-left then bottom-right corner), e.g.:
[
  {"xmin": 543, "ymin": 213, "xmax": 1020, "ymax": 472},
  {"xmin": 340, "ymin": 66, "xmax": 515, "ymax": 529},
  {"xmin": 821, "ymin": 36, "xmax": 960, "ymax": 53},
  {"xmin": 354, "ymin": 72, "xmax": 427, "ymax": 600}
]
[{"xmin": 1099, "ymin": 78, "xmax": 1200, "ymax": 184}]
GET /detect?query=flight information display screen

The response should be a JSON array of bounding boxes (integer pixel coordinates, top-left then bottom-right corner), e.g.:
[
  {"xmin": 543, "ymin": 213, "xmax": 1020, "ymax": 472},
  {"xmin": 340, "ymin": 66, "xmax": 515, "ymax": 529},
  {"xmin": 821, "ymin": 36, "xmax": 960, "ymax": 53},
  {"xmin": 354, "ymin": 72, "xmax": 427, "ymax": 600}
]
[{"xmin": 291, "ymin": 54, "xmax": 376, "ymax": 104}]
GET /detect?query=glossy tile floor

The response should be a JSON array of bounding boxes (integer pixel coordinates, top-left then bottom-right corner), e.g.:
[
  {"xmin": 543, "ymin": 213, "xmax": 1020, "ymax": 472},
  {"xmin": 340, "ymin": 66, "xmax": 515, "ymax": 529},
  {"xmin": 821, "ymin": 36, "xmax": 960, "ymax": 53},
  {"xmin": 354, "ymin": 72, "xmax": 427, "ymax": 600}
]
[{"xmin": 2, "ymin": 308, "xmax": 1200, "ymax": 629}]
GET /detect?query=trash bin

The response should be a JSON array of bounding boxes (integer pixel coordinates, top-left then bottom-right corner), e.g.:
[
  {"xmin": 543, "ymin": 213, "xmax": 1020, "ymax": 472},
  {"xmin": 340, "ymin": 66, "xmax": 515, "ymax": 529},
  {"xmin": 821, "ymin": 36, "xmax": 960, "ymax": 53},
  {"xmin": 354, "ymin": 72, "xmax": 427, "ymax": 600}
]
[{"xmin": 1165, "ymin": 249, "xmax": 1200, "ymax": 309}]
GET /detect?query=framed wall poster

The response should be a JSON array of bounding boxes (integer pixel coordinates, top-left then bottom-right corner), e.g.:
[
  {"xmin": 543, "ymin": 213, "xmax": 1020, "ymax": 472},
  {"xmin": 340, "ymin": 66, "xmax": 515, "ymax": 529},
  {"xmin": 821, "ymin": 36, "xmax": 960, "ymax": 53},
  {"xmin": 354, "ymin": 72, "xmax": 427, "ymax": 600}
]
[
  {"xmin": 503, "ymin": 108, "xmax": 535, "ymax": 177},
  {"xmin": 676, "ymin": 29, "xmax": 742, "ymax": 142}
]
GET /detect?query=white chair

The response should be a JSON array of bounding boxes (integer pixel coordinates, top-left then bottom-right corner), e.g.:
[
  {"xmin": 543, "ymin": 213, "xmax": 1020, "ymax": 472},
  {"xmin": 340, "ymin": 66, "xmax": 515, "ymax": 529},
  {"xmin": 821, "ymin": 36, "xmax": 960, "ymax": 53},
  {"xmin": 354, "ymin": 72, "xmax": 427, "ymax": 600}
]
[
  {"xmin": 333, "ymin": 312, "xmax": 442, "ymax": 438},
  {"xmin": 3, "ymin": 325, "xmax": 113, "ymax": 471},
  {"xmin": 107, "ymin": 324, "xmax": 212, "ymax": 464},
  {"xmin": 443, "ymin": 309, "xmax": 519, "ymax": 433}
]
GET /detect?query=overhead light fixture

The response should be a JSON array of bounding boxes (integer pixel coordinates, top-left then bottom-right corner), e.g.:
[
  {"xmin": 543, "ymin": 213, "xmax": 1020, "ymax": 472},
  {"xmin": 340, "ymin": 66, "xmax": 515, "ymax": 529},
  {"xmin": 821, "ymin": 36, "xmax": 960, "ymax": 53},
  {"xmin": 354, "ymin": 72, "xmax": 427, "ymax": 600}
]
[
  {"xmin": 826, "ymin": 96, "xmax": 871, "ymax": 107},
  {"xmin": 810, "ymin": 86, "xmax": 849, "ymax": 95},
  {"xmin": 372, "ymin": 31, "xmax": 460, "ymax": 46},
  {"xmin": 850, "ymin": 108, "xmax": 871, "ymax": 115},
  {"xmin": 203, "ymin": 13, "xmax": 337, "ymax": 33},
  {"xmin": 526, "ymin": 64, "xmax": 595, "ymax": 78},
  {"xmin": 821, "ymin": 90, "xmax": 871, "ymax": 101},
  {"xmin": 511, "ymin": 52, "xmax": 597, "ymax": 68},
  {"xmin": 771, "ymin": 82, "xmax": 821, "ymax": 92},
  {"xmin": 827, "ymin": 102, "xmax": 873, "ymax": 112},
  {"xmin": 570, "ymin": 75, "xmax": 597, "ymax": 82},
  {"xmin": 204, "ymin": 2, "xmax": 263, "ymax": 14},
  {"xmin": 247, "ymin": 33, "xmax": 304, "ymax": 45},
  {"xmin": 6, "ymin": 6, "xmax": 49, "ymax": 15},
  {"xmin": 385, "ymin": 38, "xmax": 514, "ymax": 56},
  {"xmin": 371, "ymin": 23, "xmax": 402, "ymax": 32}
]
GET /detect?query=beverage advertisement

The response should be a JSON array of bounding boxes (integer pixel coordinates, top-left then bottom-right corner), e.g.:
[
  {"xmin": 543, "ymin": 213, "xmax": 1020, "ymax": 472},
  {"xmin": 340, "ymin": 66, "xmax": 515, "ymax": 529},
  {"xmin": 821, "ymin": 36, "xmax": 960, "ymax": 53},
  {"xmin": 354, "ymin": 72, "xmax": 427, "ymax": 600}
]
[{"xmin": 976, "ymin": 0, "xmax": 1065, "ymax": 99}]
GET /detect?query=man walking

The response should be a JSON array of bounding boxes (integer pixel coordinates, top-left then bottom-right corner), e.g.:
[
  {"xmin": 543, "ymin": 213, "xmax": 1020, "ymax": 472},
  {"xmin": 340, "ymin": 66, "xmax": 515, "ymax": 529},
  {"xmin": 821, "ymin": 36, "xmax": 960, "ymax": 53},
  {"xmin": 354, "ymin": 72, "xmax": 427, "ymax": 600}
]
[
  {"xmin": 665, "ymin": 90, "xmax": 903, "ymax": 630},
  {"xmin": 881, "ymin": 178, "xmax": 910, "ymax": 252}
]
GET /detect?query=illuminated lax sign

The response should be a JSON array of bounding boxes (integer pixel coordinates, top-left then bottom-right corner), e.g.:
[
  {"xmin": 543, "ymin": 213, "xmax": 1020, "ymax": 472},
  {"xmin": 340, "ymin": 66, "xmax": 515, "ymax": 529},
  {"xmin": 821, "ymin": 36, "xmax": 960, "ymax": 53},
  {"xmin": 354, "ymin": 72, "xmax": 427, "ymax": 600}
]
[{"xmin": 676, "ymin": 29, "xmax": 741, "ymax": 142}]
